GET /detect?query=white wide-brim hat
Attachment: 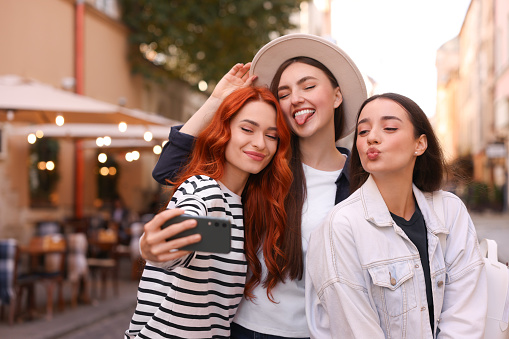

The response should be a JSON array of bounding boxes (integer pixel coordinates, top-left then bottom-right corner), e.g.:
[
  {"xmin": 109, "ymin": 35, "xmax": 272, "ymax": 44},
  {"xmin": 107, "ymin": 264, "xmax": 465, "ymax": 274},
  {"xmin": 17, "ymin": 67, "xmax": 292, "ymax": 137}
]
[{"xmin": 250, "ymin": 33, "xmax": 367, "ymax": 138}]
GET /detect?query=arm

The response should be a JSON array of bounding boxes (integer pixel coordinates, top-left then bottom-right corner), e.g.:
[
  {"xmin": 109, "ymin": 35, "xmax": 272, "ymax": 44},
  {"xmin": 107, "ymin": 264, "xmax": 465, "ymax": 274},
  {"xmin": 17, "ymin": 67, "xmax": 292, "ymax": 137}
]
[
  {"xmin": 306, "ymin": 212, "xmax": 385, "ymax": 338},
  {"xmin": 152, "ymin": 125, "xmax": 196, "ymax": 185},
  {"xmin": 437, "ymin": 194, "xmax": 487, "ymax": 338},
  {"xmin": 152, "ymin": 63, "xmax": 256, "ymax": 185}
]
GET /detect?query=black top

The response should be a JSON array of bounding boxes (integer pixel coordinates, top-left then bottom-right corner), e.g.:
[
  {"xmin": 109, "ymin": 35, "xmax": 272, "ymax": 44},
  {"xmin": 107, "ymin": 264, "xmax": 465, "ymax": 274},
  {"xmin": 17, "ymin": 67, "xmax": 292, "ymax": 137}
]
[
  {"xmin": 391, "ymin": 204, "xmax": 434, "ymax": 332},
  {"xmin": 151, "ymin": 125, "xmax": 352, "ymax": 205}
]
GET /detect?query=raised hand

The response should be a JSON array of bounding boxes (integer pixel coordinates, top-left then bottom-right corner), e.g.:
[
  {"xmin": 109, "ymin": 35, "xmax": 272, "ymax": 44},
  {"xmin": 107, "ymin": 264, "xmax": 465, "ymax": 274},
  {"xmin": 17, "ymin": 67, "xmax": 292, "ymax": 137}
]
[{"xmin": 210, "ymin": 63, "xmax": 257, "ymax": 100}]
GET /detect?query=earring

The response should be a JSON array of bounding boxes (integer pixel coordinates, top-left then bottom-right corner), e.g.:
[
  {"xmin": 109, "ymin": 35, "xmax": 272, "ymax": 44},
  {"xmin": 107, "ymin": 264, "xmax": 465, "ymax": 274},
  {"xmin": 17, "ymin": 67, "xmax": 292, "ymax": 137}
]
[{"xmin": 414, "ymin": 152, "xmax": 418, "ymax": 155}]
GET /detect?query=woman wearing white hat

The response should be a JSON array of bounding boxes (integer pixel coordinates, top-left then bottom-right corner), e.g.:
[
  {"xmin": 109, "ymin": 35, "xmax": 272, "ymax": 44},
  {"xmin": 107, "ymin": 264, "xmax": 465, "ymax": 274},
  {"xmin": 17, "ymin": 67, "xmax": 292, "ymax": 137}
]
[{"xmin": 146, "ymin": 34, "xmax": 367, "ymax": 338}]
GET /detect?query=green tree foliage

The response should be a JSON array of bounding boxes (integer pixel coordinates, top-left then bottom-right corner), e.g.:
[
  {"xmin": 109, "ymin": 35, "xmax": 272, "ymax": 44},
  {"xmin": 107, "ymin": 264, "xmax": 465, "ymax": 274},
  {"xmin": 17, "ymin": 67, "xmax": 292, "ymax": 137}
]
[{"xmin": 119, "ymin": 0, "xmax": 304, "ymax": 87}]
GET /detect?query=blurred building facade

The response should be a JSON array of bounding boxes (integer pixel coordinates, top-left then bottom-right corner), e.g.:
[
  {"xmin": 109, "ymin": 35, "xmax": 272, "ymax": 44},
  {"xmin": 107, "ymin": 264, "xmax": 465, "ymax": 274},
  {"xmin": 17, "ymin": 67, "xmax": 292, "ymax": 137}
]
[
  {"xmin": 435, "ymin": 0, "xmax": 508, "ymax": 210},
  {"xmin": 0, "ymin": 0, "xmax": 205, "ymax": 241},
  {"xmin": 0, "ymin": 0, "xmax": 336, "ymax": 240}
]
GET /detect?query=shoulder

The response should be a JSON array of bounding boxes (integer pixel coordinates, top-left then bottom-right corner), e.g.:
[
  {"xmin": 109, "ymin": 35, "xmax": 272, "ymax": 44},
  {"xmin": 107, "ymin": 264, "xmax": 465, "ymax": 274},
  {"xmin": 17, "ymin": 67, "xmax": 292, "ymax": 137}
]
[
  {"xmin": 174, "ymin": 175, "xmax": 221, "ymax": 196},
  {"xmin": 169, "ymin": 176, "xmax": 223, "ymax": 213},
  {"xmin": 432, "ymin": 190, "xmax": 468, "ymax": 215}
]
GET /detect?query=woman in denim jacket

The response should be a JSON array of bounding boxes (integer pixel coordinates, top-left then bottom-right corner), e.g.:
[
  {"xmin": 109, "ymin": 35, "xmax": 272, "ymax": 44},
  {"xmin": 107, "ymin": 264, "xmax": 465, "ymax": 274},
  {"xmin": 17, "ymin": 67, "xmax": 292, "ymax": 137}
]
[{"xmin": 306, "ymin": 93, "xmax": 487, "ymax": 338}]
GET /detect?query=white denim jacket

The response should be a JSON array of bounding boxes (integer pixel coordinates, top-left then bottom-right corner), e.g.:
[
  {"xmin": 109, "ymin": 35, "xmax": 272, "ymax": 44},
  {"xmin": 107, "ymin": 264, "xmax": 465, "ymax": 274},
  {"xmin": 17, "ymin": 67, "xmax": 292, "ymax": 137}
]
[{"xmin": 306, "ymin": 176, "xmax": 487, "ymax": 338}]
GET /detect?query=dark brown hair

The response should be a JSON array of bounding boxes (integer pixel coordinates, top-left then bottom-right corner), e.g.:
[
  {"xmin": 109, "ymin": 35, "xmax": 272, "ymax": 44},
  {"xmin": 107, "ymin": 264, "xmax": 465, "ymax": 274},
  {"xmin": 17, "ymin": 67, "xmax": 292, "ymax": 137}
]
[
  {"xmin": 349, "ymin": 93, "xmax": 447, "ymax": 193},
  {"xmin": 268, "ymin": 57, "xmax": 344, "ymax": 280}
]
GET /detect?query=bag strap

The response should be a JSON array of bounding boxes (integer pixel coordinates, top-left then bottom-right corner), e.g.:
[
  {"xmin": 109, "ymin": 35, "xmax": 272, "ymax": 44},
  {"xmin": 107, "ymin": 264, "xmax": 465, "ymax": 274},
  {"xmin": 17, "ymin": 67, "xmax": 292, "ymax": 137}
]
[
  {"xmin": 432, "ymin": 191, "xmax": 447, "ymax": 252},
  {"xmin": 431, "ymin": 191, "xmax": 449, "ymax": 285}
]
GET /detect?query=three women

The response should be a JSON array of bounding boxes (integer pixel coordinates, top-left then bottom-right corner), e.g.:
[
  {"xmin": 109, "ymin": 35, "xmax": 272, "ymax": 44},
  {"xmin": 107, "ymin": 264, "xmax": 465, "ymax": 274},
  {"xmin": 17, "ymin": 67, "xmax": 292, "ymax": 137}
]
[{"xmin": 139, "ymin": 34, "xmax": 487, "ymax": 338}]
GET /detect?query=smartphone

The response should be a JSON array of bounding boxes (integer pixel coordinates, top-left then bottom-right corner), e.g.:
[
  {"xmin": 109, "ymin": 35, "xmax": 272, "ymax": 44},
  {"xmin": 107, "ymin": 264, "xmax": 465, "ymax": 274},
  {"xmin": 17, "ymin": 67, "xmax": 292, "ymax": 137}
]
[{"xmin": 161, "ymin": 214, "xmax": 232, "ymax": 254}]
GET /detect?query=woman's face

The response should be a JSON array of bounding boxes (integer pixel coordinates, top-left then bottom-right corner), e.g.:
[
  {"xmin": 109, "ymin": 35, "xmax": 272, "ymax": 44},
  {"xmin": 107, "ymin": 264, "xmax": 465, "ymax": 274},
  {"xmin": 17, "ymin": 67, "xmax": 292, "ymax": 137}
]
[
  {"xmin": 224, "ymin": 100, "xmax": 279, "ymax": 182},
  {"xmin": 276, "ymin": 62, "xmax": 342, "ymax": 139},
  {"xmin": 356, "ymin": 98, "xmax": 427, "ymax": 180}
]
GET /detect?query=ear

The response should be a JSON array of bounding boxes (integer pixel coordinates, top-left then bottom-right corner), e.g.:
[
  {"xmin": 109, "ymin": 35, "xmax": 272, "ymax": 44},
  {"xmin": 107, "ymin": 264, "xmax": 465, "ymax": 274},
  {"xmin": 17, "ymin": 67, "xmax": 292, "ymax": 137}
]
[
  {"xmin": 333, "ymin": 87, "xmax": 343, "ymax": 109},
  {"xmin": 414, "ymin": 134, "xmax": 427, "ymax": 156}
]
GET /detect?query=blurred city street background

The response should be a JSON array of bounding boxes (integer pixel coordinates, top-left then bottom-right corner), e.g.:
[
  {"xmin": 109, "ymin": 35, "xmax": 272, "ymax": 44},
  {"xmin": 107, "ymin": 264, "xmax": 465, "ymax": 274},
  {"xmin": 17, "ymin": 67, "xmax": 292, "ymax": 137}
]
[{"xmin": 1, "ymin": 0, "xmax": 508, "ymax": 337}]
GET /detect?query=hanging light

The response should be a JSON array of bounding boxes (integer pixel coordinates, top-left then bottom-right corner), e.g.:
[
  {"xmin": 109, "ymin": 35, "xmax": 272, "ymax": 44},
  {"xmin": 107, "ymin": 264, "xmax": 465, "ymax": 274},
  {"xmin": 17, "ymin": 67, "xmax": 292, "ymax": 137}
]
[
  {"xmin": 98, "ymin": 153, "xmax": 107, "ymax": 163},
  {"xmin": 35, "ymin": 130, "xmax": 44, "ymax": 138},
  {"xmin": 99, "ymin": 167, "xmax": 109, "ymax": 176},
  {"xmin": 118, "ymin": 121, "xmax": 127, "ymax": 132},
  {"xmin": 132, "ymin": 150, "xmax": 140, "ymax": 160},
  {"xmin": 103, "ymin": 136, "xmax": 111, "ymax": 146},
  {"xmin": 46, "ymin": 161, "xmax": 55, "ymax": 171},
  {"xmin": 96, "ymin": 137, "xmax": 104, "ymax": 147},
  {"xmin": 143, "ymin": 131, "xmax": 153, "ymax": 142},
  {"xmin": 125, "ymin": 152, "xmax": 133, "ymax": 162},
  {"xmin": 55, "ymin": 115, "xmax": 65, "ymax": 126},
  {"xmin": 28, "ymin": 133, "xmax": 37, "ymax": 144},
  {"xmin": 153, "ymin": 145, "xmax": 162, "ymax": 154}
]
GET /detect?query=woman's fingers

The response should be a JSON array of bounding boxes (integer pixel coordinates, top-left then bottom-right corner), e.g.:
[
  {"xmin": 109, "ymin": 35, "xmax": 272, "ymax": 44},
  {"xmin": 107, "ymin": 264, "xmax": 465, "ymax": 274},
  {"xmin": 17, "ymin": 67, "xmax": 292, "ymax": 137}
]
[
  {"xmin": 140, "ymin": 209, "xmax": 200, "ymax": 262},
  {"xmin": 150, "ymin": 233, "xmax": 201, "ymax": 256}
]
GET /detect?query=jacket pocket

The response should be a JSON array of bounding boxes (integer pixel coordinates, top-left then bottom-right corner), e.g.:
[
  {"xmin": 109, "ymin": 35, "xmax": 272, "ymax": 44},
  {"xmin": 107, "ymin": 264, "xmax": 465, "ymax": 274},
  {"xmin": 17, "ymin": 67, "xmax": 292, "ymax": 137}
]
[{"xmin": 368, "ymin": 260, "xmax": 417, "ymax": 317}]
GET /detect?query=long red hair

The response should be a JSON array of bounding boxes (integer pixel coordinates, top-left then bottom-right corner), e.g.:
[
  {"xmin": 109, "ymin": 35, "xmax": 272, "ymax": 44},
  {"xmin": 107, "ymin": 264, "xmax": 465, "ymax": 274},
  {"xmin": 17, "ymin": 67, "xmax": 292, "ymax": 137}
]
[{"xmin": 169, "ymin": 86, "xmax": 292, "ymax": 301}]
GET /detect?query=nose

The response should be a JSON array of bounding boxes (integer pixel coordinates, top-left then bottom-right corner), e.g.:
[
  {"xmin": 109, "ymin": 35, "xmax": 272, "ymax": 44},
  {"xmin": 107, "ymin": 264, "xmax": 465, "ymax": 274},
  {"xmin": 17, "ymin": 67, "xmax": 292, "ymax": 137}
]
[
  {"xmin": 290, "ymin": 90, "xmax": 304, "ymax": 105},
  {"xmin": 367, "ymin": 130, "xmax": 380, "ymax": 145},
  {"xmin": 251, "ymin": 131, "xmax": 267, "ymax": 150}
]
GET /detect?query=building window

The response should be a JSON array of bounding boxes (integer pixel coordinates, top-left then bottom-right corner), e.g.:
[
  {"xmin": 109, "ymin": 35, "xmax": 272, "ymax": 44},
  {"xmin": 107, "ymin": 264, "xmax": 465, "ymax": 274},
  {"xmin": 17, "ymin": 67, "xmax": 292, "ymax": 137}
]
[
  {"xmin": 97, "ymin": 152, "xmax": 119, "ymax": 204},
  {"xmin": 29, "ymin": 138, "xmax": 59, "ymax": 208},
  {"xmin": 87, "ymin": 0, "xmax": 120, "ymax": 20}
]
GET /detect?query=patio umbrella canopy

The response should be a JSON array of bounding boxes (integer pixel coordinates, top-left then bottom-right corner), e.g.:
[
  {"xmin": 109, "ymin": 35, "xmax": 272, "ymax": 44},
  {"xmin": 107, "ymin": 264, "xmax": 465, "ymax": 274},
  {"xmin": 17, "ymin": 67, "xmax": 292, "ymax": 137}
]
[{"xmin": 0, "ymin": 75, "xmax": 176, "ymax": 126}]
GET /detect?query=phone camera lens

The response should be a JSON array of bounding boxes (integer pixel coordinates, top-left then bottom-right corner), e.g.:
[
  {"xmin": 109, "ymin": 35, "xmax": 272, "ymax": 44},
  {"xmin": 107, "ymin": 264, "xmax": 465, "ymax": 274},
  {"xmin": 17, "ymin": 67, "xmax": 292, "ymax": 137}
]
[{"xmin": 214, "ymin": 222, "xmax": 219, "ymax": 227}]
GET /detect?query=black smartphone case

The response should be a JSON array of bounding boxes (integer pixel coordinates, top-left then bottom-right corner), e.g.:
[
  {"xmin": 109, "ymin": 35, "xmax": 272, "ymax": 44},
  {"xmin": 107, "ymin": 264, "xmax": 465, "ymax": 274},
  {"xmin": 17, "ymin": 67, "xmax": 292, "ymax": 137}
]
[{"xmin": 162, "ymin": 214, "xmax": 232, "ymax": 254}]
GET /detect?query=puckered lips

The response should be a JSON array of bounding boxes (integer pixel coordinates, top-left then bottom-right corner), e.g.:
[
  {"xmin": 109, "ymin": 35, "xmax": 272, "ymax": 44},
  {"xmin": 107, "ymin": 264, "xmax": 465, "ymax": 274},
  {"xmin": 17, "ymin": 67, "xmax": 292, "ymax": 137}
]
[
  {"xmin": 244, "ymin": 150, "xmax": 266, "ymax": 161},
  {"xmin": 293, "ymin": 108, "xmax": 315, "ymax": 125},
  {"xmin": 366, "ymin": 147, "xmax": 380, "ymax": 160}
]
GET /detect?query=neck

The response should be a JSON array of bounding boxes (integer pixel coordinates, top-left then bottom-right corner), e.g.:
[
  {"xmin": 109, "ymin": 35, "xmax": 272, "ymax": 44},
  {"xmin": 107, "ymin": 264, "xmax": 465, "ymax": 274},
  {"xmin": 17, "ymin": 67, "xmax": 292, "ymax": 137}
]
[
  {"xmin": 220, "ymin": 167, "xmax": 248, "ymax": 196},
  {"xmin": 299, "ymin": 129, "xmax": 345, "ymax": 171},
  {"xmin": 372, "ymin": 173, "xmax": 415, "ymax": 220}
]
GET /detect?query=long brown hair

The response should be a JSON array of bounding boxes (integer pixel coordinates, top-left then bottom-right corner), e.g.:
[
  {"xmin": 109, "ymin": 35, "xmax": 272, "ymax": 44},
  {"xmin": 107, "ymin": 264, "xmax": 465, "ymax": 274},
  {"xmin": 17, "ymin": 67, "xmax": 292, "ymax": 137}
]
[
  {"xmin": 269, "ymin": 57, "xmax": 343, "ymax": 280},
  {"xmin": 170, "ymin": 87, "xmax": 293, "ymax": 300},
  {"xmin": 349, "ymin": 93, "xmax": 447, "ymax": 193}
]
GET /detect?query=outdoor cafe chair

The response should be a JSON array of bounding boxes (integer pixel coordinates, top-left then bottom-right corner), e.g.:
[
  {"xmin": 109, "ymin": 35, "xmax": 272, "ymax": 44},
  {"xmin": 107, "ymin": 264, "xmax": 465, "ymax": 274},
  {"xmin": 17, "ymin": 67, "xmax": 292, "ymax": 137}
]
[{"xmin": 0, "ymin": 239, "xmax": 38, "ymax": 324}]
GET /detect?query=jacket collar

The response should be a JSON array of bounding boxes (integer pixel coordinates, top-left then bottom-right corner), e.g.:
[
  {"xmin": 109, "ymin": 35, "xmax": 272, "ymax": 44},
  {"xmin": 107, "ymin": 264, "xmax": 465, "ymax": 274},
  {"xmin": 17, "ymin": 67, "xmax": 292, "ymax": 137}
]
[{"xmin": 359, "ymin": 175, "xmax": 448, "ymax": 235}]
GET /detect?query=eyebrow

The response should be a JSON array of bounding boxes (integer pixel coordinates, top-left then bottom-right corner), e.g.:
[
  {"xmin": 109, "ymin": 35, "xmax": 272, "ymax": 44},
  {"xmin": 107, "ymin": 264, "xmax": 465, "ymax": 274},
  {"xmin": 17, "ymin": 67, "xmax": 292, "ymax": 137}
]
[
  {"xmin": 240, "ymin": 119, "xmax": 277, "ymax": 131},
  {"xmin": 277, "ymin": 76, "xmax": 317, "ymax": 92},
  {"xmin": 357, "ymin": 115, "xmax": 403, "ymax": 126}
]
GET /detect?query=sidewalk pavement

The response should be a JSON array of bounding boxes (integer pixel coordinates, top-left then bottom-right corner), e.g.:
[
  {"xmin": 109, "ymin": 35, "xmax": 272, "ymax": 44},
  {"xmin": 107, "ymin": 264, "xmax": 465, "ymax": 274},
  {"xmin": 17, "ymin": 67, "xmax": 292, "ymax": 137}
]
[
  {"xmin": 1, "ymin": 211, "xmax": 506, "ymax": 338},
  {"xmin": 0, "ymin": 261, "xmax": 139, "ymax": 339}
]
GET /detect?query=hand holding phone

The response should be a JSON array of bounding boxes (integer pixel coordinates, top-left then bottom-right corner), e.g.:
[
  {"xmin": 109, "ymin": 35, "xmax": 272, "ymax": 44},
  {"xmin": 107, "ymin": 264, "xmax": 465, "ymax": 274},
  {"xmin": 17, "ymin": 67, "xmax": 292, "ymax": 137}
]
[{"xmin": 162, "ymin": 215, "xmax": 232, "ymax": 254}]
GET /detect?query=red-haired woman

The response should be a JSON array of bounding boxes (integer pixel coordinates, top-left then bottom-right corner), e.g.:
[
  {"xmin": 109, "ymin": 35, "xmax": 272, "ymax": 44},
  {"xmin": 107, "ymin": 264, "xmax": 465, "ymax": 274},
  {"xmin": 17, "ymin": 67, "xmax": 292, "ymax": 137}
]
[{"xmin": 125, "ymin": 87, "xmax": 292, "ymax": 338}]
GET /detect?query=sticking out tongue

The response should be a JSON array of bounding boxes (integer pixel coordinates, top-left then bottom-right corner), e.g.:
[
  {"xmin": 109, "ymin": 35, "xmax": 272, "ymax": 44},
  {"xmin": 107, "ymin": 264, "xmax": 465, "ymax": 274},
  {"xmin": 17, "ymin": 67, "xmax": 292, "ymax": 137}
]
[{"xmin": 294, "ymin": 111, "xmax": 314, "ymax": 125}]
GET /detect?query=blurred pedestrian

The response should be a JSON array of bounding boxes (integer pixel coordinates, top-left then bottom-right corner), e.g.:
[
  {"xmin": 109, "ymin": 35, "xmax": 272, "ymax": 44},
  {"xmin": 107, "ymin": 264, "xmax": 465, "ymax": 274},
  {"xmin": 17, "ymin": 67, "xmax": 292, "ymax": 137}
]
[
  {"xmin": 125, "ymin": 86, "xmax": 292, "ymax": 338},
  {"xmin": 306, "ymin": 93, "xmax": 487, "ymax": 338}
]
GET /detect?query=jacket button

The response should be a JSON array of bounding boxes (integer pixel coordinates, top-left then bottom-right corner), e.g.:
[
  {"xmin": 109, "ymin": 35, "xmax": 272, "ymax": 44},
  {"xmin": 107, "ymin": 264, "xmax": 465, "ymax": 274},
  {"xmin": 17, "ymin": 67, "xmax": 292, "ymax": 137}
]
[
  {"xmin": 437, "ymin": 281, "xmax": 443, "ymax": 287},
  {"xmin": 390, "ymin": 278, "xmax": 396, "ymax": 286},
  {"xmin": 415, "ymin": 264, "xmax": 419, "ymax": 268}
]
